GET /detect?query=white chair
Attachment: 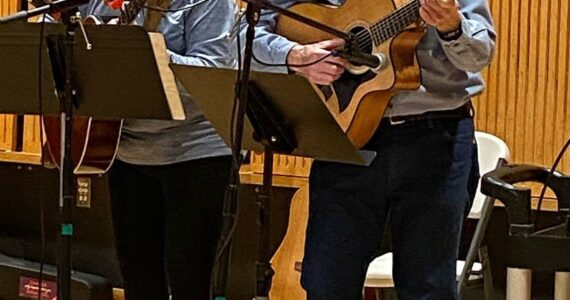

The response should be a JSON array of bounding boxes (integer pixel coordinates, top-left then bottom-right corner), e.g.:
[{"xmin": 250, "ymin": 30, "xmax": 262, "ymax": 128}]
[{"xmin": 364, "ymin": 131, "xmax": 511, "ymax": 299}]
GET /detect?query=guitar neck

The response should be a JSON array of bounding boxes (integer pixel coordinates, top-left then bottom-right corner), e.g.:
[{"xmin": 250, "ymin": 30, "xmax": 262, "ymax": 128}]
[
  {"xmin": 370, "ymin": 0, "xmax": 421, "ymax": 45},
  {"xmin": 118, "ymin": 0, "xmax": 147, "ymax": 24}
]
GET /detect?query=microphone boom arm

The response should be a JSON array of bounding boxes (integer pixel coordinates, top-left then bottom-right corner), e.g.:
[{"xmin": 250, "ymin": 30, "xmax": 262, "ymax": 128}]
[{"xmin": 0, "ymin": 0, "xmax": 89, "ymax": 24}]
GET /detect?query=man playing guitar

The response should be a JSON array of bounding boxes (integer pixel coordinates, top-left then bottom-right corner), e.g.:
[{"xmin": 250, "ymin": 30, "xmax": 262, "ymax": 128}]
[{"xmin": 248, "ymin": 0, "xmax": 495, "ymax": 299}]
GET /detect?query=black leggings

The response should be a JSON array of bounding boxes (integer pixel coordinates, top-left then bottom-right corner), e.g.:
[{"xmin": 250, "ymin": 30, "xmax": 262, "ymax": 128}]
[{"xmin": 108, "ymin": 156, "xmax": 232, "ymax": 300}]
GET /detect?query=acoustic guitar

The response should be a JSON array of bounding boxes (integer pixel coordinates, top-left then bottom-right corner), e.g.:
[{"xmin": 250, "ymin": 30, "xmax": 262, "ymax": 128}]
[
  {"xmin": 276, "ymin": 0, "xmax": 425, "ymax": 148},
  {"xmin": 42, "ymin": 0, "xmax": 147, "ymax": 174}
]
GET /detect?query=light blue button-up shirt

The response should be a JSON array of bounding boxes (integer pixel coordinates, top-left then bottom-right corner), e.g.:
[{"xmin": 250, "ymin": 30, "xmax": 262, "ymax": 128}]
[
  {"xmin": 80, "ymin": 0, "xmax": 234, "ymax": 165},
  {"xmin": 249, "ymin": 0, "xmax": 496, "ymax": 117}
]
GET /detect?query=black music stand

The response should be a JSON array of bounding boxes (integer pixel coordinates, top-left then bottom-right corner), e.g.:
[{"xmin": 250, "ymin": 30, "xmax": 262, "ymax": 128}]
[
  {"xmin": 171, "ymin": 65, "xmax": 374, "ymax": 299},
  {"xmin": 0, "ymin": 22, "xmax": 183, "ymax": 299},
  {"xmin": 171, "ymin": 66, "xmax": 373, "ymax": 165}
]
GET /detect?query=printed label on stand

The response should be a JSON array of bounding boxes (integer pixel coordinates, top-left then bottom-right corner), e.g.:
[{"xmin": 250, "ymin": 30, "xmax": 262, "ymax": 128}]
[{"xmin": 19, "ymin": 276, "xmax": 57, "ymax": 300}]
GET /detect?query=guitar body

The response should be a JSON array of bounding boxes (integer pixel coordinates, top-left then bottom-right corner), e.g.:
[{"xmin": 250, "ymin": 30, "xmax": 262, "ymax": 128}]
[
  {"xmin": 42, "ymin": 11, "xmax": 123, "ymax": 174},
  {"xmin": 43, "ymin": 117, "xmax": 123, "ymax": 174},
  {"xmin": 42, "ymin": 16, "xmax": 121, "ymax": 175},
  {"xmin": 276, "ymin": 0, "xmax": 425, "ymax": 148}
]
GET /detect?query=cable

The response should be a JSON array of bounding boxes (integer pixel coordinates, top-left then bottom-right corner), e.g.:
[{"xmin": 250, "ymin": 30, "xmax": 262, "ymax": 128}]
[
  {"xmin": 534, "ymin": 136, "xmax": 570, "ymax": 227},
  {"xmin": 37, "ymin": 12, "xmax": 48, "ymax": 300},
  {"xmin": 143, "ymin": 0, "xmax": 210, "ymax": 13}
]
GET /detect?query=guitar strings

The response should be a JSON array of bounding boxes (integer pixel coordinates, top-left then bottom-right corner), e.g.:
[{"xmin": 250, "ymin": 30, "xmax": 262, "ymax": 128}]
[
  {"xmin": 357, "ymin": 0, "xmax": 418, "ymax": 42},
  {"xmin": 356, "ymin": 0, "xmax": 420, "ymax": 48},
  {"xmin": 352, "ymin": 0, "xmax": 420, "ymax": 51}
]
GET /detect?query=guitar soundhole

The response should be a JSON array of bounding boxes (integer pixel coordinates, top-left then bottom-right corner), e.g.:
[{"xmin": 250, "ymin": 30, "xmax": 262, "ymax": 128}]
[{"xmin": 349, "ymin": 26, "xmax": 374, "ymax": 55}]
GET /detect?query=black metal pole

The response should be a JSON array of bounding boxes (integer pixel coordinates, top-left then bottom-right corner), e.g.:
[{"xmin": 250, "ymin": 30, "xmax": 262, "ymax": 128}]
[
  {"xmin": 37, "ymin": 6, "xmax": 84, "ymax": 299},
  {"xmin": 57, "ymin": 13, "xmax": 78, "ymax": 300},
  {"xmin": 255, "ymin": 146, "xmax": 275, "ymax": 299},
  {"xmin": 212, "ymin": 2, "xmax": 262, "ymax": 299}
]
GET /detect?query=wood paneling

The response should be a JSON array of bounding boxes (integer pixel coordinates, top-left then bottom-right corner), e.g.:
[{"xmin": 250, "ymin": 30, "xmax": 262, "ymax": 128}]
[
  {"xmin": 0, "ymin": 0, "xmax": 18, "ymax": 16},
  {"xmin": 0, "ymin": 0, "xmax": 568, "ymax": 170},
  {"xmin": 0, "ymin": 115, "xmax": 17, "ymax": 151},
  {"xmin": 475, "ymin": 0, "xmax": 570, "ymax": 172}
]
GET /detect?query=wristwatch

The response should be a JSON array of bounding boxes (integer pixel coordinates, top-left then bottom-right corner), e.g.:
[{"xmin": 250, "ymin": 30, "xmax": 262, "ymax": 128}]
[{"xmin": 438, "ymin": 25, "xmax": 463, "ymax": 41}]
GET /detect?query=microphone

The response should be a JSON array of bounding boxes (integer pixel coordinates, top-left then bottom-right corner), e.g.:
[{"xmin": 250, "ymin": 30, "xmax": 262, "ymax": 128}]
[{"xmin": 332, "ymin": 48, "xmax": 387, "ymax": 71}]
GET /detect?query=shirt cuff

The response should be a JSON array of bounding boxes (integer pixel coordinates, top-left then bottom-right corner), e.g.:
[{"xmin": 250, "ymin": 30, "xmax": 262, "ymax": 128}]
[{"xmin": 266, "ymin": 39, "xmax": 299, "ymax": 74}]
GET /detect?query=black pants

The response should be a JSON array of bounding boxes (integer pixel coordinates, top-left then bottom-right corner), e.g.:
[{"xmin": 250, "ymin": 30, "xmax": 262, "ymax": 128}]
[{"xmin": 108, "ymin": 155, "xmax": 232, "ymax": 300}]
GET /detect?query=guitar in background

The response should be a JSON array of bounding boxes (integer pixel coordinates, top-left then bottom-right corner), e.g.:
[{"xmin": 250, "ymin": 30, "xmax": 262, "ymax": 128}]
[{"xmin": 41, "ymin": 0, "xmax": 148, "ymax": 174}]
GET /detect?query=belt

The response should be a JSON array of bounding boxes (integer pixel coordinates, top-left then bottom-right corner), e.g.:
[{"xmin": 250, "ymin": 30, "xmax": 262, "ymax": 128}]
[{"xmin": 386, "ymin": 102, "xmax": 473, "ymax": 125}]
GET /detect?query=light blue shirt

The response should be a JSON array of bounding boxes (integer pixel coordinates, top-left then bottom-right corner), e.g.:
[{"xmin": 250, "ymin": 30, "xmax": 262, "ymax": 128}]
[
  {"xmin": 248, "ymin": 0, "xmax": 496, "ymax": 117},
  {"xmin": 81, "ymin": 0, "xmax": 234, "ymax": 165}
]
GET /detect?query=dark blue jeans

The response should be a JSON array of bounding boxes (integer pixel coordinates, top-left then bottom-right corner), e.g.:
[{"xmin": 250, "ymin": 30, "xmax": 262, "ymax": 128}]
[{"xmin": 301, "ymin": 116, "xmax": 479, "ymax": 300}]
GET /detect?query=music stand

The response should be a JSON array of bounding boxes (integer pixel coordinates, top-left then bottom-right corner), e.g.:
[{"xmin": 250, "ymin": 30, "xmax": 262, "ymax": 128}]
[
  {"xmin": 0, "ymin": 22, "xmax": 184, "ymax": 299},
  {"xmin": 172, "ymin": 65, "xmax": 374, "ymax": 299},
  {"xmin": 171, "ymin": 66, "xmax": 374, "ymax": 165}
]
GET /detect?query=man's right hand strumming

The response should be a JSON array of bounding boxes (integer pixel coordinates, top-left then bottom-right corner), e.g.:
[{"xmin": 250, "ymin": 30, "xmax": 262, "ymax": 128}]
[{"xmin": 287, "ymin": 39, "xmax": 349, "ymax": 85}]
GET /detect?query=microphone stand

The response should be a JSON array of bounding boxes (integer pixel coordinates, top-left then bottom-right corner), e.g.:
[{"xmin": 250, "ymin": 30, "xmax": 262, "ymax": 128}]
[
  {"xmin": 211, "ymin": 1, "xmax": 262, "ymax": 299},
  {"xmin": 212, "ymin": 1, "xmax": 364, "ymax": 299},
  {"xmin": 0, "ymin": 1, "xmax": 89, "ymax": 299}
]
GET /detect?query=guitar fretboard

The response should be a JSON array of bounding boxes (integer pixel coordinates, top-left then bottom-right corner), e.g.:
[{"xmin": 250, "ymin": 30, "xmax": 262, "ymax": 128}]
[
  {"xmin": 118, "ymin": 0, "xmax": 147, "ymax": 24},
  {"xmin": 369, "ymin": 0, "xmax": 421, "ymax": 45}
]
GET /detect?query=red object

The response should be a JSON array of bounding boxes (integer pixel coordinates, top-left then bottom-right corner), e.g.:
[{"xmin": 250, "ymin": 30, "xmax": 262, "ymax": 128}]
[{"xmin": 105, "ymin": 0, "xmax": 124, "ymax": 9}]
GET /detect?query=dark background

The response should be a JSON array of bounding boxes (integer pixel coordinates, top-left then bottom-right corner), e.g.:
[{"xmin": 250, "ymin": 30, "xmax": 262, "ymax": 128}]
[{"xmin": 0, "ymin": 161, "xmax": 299, "ymax": 299}]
